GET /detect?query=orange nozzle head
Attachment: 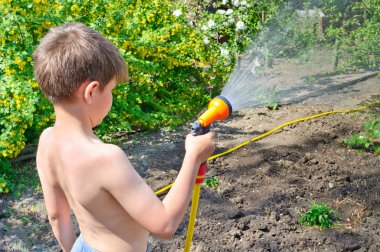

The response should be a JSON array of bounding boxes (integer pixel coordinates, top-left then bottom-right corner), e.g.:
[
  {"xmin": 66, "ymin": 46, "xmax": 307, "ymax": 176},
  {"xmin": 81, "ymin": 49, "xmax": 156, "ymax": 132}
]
[{"xmin": 197, "ymin": 96, "xmax": 232, "ymax": 127}]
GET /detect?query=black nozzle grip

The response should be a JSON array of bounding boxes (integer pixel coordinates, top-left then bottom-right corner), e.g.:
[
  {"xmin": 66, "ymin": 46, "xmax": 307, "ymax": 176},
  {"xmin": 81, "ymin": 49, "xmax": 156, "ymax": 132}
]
[{"xmin": 191, "ymin": 120, "xmax": 210, "ymax": 136}]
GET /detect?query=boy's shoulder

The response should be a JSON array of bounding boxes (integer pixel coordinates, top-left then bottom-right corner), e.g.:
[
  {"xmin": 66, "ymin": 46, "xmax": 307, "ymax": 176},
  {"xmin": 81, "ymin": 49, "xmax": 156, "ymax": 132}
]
[
  {"xmin": 39, "ymin": 126, "xmax": 54, "ymax": 139},
  {"xmin": 93, "ymin": 142, "xmax": 126, "ymax": 161},
  {"xmin": 37, "ymin": 127, "xmax": 126, "ymax": 163},
  {"xmin": 37, "ymin": 127, "xmax": 54, "ymax": 152}
]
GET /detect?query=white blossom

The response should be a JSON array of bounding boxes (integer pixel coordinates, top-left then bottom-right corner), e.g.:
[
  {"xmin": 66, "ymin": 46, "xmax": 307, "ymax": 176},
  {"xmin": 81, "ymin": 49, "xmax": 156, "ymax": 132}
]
[
  {"xmin": 236, "ymin": 21, "xmax": 246, "ymax": 30},
  {"xmin": 220, "ymin": 48, "xmax": 229, "ymax": 56},
  {"xmin": 217, "ymin": 9, "xmax": 226, "ymax": 15},
  {"xmin": 203, "ymin": 36, "xmax": 210, "ymax": 45},
  {"xmin": 241, "ymin": 0, "xmax": 247, "ymax": 6},
  {"xmin": 173, "ymin": 10, "xmax": 182, "ymax": 17},
  {"xmin": 223, "ymin": 21, "xmax": 229, "ymax": 26},
  {"xmin": 207, "ymin": 20, "xmax": 216, "ymax": 28},
  {"xmin": 201, "ymin": 25, "xmax": 208, "ymax": 30},
  {"xmin": 228, "ymin": 17, "xmax": 235, "ymax": 23},
  {"xmin": 226, "ymin": 9, "xmax": 233, "ymax": 15},
  {"xmin": 222, "ymin": 0, "xmax": 228, "ymax": 4},
  {"xmin": 232, "ymin": 0, "xmax": 240, "ymax": 7}
]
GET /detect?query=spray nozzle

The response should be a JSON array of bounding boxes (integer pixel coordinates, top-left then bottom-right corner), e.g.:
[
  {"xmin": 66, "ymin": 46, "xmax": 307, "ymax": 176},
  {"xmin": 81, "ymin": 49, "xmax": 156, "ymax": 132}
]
[{"xmin": 191, "ymin": 95, "xmax": 232, "ymax": 135}]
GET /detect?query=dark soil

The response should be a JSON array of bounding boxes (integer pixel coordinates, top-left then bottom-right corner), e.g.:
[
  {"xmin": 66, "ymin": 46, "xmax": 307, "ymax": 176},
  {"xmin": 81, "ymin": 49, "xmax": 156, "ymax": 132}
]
[{"xmin": 0, "ymin": 76, "xmax": 379, "ymax": 252}]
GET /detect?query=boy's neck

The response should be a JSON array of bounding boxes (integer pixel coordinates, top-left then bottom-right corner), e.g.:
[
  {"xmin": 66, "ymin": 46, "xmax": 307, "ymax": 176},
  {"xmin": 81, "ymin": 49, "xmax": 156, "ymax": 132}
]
[{"xmin": 53, "ymin": 102, "xmax": 95, "ymax": 137}]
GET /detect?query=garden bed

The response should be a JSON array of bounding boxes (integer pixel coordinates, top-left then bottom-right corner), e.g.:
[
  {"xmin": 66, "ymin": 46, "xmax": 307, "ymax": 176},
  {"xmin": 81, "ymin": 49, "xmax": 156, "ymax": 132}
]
[{"xmin": 0, "ymin": 76, "xmax": 379, "ymax": 251}]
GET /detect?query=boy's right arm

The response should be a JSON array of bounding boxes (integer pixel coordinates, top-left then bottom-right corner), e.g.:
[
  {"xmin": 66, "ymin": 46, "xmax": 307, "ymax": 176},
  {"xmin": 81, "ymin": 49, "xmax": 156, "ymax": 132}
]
[{"xmin": 100, "ymin": 132, "xmax": 214, "ymax": 239}]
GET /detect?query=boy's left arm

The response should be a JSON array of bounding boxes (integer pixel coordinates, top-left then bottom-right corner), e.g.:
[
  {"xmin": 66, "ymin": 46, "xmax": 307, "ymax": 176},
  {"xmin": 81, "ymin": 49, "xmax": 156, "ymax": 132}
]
[{"xmin": 37, "ymin": 167, "xmax": 76, "ymax": 252}]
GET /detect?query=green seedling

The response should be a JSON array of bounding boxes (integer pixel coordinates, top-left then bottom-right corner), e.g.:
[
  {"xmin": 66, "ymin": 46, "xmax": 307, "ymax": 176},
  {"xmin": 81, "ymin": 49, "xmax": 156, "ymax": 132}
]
[
  {"xmin": 267, "ymin": 102, "xmax": 281, "ymax": 110},
  {"xmin": 344, "ymin": 120, "xmax": 380, "ymax": 153},
  {"xmin": 300, "ymin": 202, "xmax": 338, "ymax": 229},
  {"xmin": 202, "ymin": 176, "xmax": 219, "ymax": 189},
  {"xmin": 276, "ymin": 159, "xmax": 285, "ymax": 166},
  {"xmin": 304, "ymin": 76, "xmax": 317, "ymax": 85}
]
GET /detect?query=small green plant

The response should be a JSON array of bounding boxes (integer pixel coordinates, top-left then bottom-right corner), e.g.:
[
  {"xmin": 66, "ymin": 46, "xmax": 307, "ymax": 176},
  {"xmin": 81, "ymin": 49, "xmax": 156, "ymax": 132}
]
[
  {"xmin": 300, "ymin": 202, "xmax": 338, "ymax": 229},
  {"xmin": 267, "ymin": 102, "xmax": 281, "ymax": 110},
  {"xmin": 344, "ymin": 120, "xmax": 380, "ymax": 153},
  {"xmin": 276, "ymin": 159, "xmax": 285, "ymax": 166},
  {"xmin": 304, "ymin": 76, "xmax": 317, "ymax": 85},
  {"xmin": 202, "ymin": 176, "xmax": 219, "ymax": 189}
]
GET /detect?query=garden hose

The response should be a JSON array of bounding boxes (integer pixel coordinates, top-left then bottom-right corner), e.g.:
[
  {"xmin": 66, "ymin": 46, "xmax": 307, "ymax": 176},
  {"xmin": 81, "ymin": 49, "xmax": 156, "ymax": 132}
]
[
  {"xmin": 154, "ymin": 99, "xmax": 380, "ymax": 252},
  {"xmin": 183, "ymin": 183, "xmax": 201, "ymax": 251},
  {"xmin": 183, "ymin": 164, "xmax": 206, "ymax": 252}
]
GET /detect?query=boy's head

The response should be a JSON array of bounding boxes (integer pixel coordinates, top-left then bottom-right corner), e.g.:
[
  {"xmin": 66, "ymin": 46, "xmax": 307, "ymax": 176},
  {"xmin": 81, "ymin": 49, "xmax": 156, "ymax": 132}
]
[{"xmin": 33, "ymin": 22, "xmax": 128, "ymax": 104}]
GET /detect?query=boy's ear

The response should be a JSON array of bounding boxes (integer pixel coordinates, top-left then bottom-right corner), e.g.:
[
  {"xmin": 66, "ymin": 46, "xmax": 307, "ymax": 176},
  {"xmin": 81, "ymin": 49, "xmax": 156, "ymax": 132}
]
[{"xmin": 83, "ymin": 81, "xmax": 100, "ymax": 104}]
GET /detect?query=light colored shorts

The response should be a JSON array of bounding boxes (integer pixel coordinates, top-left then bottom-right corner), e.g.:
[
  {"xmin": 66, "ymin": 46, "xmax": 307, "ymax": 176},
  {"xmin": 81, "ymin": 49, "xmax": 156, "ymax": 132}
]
[
  {"xmin": 71, "ymin": 234, "xmax": 98, "ymax": 252},
  {"xmin": 71, "ymin": 234, "xmax": 150, "ymax": 252}
]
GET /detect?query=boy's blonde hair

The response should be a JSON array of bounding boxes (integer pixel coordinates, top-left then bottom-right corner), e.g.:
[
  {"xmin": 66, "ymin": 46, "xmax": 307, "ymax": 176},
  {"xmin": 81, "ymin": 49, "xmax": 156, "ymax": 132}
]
[{"xmin": 33, "ymin": 22, "xmax": 128, "ymax": 104}]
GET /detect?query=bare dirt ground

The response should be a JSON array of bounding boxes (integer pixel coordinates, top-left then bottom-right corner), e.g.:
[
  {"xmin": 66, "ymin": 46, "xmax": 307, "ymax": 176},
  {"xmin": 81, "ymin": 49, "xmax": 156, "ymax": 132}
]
[{"xmin": 0, "ymin": 75, "xmax": 379, "ymax": 251}]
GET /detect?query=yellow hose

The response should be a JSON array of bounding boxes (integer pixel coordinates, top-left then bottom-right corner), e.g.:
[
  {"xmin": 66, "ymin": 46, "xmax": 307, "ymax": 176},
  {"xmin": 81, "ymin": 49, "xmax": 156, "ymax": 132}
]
[
  {"xmin": 155, "ymin": 99, "xmax": 380, "ymax": 196},
  {"xmin": 184, "ymin": 183, "xmax": 202, "ymax": 252},
  {"xmin": 154, "ymin": 184, "xmax": 173, "ymax": 195}
]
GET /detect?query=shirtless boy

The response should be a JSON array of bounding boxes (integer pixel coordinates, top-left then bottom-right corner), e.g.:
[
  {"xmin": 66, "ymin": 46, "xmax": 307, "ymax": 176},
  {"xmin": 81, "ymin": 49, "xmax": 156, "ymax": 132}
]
[{"xmin": 33, "ymin": 22, "xmax": 215, "ymax": 252}]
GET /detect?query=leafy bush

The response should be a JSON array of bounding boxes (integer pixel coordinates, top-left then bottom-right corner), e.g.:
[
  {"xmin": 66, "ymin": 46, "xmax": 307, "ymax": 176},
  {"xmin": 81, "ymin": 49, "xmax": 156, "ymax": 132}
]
[
  {"xmin": 300, "ymin": 202, "xmax": 338, "ymax": 229},
  {"xmin": 344, "ymin": 120, "xmax": 380, "ymax": 153},
  {"xmin": 0, "ymin": 159, "xmax": 12, "ymax": 194},
  {"xmin": 183, "ymin": 0, "xmax": 283, "ymax": 55},
  {"xmin": 0, "ymin": 75, "xmax": 38, "ymax": 159},
  {"xmin": 0, "ymin": 158, "xmax": 40, "ymax": 197},
  {"xmin": 321, "ymin": 0, "xmax": 380, "ymax": 70},
  {"xmin": 0, "ymin": 0, "xmax": 281, "ymax": 161}
]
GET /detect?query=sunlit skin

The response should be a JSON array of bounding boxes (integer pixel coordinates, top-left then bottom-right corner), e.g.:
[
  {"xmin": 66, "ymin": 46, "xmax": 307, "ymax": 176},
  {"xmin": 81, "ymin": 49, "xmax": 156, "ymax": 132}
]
[{"xmin": 36, "ymin": 77, "xmax": 215, "ymax": 251}]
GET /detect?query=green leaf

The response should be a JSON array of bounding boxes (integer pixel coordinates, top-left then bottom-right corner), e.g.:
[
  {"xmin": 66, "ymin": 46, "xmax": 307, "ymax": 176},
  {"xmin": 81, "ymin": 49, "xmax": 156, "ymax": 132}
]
[
  {"xmin": 364, "ymin": 121, "xmax": 375, "ymax": 131},
  {"xmin": 374, "ymin": 145, "xmax": 380, "ymax": 154},
  {"xmin": 371, "ymin": 129, "xmax": 380, "ymax": 138}
]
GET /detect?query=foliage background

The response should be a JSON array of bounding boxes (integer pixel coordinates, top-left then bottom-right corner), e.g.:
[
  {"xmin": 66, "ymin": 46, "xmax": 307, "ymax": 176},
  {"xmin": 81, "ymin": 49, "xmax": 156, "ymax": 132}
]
[
  {"xmin": 0, "ymin": 0, "xmax": 379, "ymax": 194},
  {"xmin": 0, "ymin": 0, "xmax": 281, "ymax": 193}
]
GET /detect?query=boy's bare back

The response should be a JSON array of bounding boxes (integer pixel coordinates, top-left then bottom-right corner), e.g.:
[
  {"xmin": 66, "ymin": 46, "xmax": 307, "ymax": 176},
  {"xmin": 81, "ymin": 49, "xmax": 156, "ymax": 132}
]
[{"xmin": 37, "ymin": 126, "xmax": 150, "ymax": 251}]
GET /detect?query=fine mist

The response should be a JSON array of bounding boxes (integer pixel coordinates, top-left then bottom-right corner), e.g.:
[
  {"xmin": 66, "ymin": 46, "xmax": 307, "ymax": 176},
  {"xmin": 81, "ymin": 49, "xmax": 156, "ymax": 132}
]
[{"xmin": 221, "ymin": 0, "xmax": 379, "ymax": 112}]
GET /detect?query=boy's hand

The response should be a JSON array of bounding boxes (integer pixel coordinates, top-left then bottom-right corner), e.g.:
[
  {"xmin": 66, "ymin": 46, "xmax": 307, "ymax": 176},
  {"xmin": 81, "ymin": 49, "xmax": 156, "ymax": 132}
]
[{"xmin": 185, "ymin": 132, "xmax": 215, "ymax": 164}]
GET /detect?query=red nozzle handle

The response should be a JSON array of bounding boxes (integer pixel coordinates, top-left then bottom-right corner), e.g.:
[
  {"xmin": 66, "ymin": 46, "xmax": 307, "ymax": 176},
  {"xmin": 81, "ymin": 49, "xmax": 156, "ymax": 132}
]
[{"xmin": 195, "ymin": 163, "xmax": 207, "ymax": 184}]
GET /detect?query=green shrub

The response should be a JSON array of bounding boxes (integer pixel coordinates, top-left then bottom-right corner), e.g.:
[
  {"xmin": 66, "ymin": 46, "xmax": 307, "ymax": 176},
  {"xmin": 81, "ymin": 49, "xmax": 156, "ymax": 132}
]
[
  {"xmin": 0, "ymin": 0, "xmax": 280, "ymax": 160},
  {"xmin": 0, "ymin": 75, "xmax": 38, "ymax": 159},
  {"xmin": 321, "ymin": 0, "xmax": 380, "ymax": 70},
  {"xmin": 0, "ymin": 159, "xmax": 12, "ymax": 194},
  {"xmin": 344, "ymin": 120, "xmax": 380, "ymax": 153},
  {"xmin": 202, "ymin": 176, "xmax": 219, "ymax": 189},
  {"xmin": 0, "ymin": 158, "xmax": 40, "ymax": 196},
  {"xmin": 300, "ymin": 202, "xmax": 338, "ymax": 229}
]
